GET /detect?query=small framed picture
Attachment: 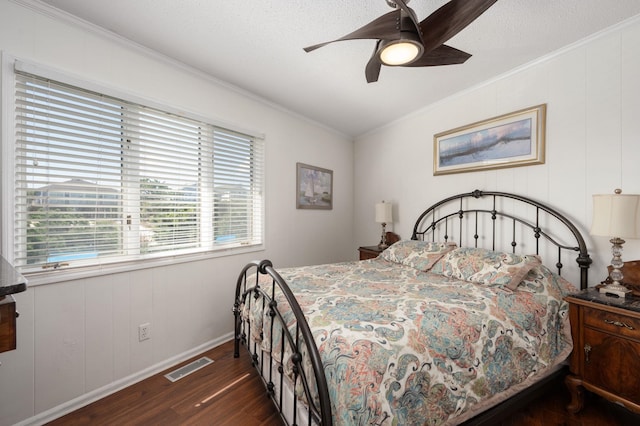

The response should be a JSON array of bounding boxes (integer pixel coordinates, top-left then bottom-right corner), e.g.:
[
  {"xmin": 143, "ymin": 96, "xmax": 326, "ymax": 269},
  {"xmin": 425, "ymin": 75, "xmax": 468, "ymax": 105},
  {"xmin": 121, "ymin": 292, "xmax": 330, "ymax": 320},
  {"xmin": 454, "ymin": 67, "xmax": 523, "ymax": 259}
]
[{"xmin": 296, "ymin": 163, "xmax": 333, "ymax": 210}]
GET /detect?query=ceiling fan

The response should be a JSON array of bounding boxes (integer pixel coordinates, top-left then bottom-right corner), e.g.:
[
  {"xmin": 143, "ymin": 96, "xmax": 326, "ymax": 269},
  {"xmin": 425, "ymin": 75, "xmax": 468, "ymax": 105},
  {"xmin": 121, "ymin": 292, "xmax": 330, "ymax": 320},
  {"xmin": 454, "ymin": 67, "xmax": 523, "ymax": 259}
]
[{"xmin": 303, "ymin": 0, "xmax": 498, "ymax": 83}]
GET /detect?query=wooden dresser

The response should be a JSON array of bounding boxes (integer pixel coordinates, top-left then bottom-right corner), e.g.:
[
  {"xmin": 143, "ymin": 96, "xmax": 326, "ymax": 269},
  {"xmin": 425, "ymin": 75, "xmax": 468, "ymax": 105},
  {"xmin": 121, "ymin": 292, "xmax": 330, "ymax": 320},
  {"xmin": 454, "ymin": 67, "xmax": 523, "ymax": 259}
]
[
  {"xmin": 565, "ymin": 289, "xmax": 640, "ymax": 414},
  {"xmin": 0, "ymin": 296, "xmax": 17, "ymax": 352},
  {"xmin": 0, "ymin": 256, "xmax": 27, "ymax": 353}
]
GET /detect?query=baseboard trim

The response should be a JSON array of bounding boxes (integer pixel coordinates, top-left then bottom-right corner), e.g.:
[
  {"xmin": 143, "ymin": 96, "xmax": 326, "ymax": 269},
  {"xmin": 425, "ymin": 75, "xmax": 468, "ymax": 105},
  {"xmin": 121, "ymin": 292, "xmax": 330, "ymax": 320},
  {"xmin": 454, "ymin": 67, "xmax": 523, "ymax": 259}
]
[{"xmin": 16, "ymin": 333, "xmax": 234, "ymax": 426}]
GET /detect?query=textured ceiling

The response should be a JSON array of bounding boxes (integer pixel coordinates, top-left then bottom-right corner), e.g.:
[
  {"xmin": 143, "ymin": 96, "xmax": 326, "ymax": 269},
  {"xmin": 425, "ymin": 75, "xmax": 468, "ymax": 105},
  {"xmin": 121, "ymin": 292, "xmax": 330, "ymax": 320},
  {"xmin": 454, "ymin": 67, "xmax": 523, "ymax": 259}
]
[{"xmin": 39, "ymin": 0, "xmax": 640, "ymax": 137}]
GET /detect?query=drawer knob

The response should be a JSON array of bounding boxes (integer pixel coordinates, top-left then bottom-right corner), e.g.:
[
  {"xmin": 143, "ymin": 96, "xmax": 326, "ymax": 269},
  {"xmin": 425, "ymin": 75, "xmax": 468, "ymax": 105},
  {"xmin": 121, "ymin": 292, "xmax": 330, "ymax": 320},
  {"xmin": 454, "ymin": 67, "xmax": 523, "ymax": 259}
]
[
  {"xmin": 584, "ymin": 344, "xmax": 591, "ymax": 363},
  {"xmin": 604, "ymin": 319, "xmax": 635, "ymax": 330}
]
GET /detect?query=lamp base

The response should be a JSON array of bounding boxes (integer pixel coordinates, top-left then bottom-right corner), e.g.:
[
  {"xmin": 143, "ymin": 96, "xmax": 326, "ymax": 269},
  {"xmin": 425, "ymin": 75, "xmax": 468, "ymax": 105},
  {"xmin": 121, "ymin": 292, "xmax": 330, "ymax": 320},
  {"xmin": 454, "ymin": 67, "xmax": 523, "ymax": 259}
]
[
  {"xmin": 599, "ymin": 283, "xmax": 631, "ymax": 298},
  {"xmin": 378, "ymin": 222, "xmax": 388, "ymax": 250}
]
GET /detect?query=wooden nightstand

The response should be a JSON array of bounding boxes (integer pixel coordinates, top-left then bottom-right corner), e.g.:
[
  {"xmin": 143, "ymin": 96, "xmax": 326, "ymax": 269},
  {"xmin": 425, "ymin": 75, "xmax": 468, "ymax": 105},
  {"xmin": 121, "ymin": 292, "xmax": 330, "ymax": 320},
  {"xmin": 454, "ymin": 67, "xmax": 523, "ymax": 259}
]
[
  {"xmin": 358, "ymin": 245, "xmax": 384, "ymax": 260},
  {"xmin": 358, "ymin": 232, "xmax": 401, "ymax": 260},
  {"xmin": 565, "ymin": 289, "xmax": 640, "ymax": 414}
]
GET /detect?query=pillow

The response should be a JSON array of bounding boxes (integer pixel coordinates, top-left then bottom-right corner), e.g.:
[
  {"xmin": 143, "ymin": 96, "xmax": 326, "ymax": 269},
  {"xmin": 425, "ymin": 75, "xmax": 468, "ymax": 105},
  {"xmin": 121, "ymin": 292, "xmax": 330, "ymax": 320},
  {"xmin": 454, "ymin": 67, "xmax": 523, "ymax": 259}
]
[
  {"xmin": 517, "ymin": 263, "xmax": 579, "ymax": 296},
  {"xmin": 431, "ymin": 247, "xmax": 541, "ymax": 290},
  {"xmin": 380, "ymin": 240, "xmax": 457, "ymax": 271}
]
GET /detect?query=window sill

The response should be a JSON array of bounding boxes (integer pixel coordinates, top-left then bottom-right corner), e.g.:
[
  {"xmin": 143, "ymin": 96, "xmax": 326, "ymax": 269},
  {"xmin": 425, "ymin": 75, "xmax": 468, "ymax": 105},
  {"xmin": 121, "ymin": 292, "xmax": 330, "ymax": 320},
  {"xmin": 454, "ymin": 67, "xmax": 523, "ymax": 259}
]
[{"xmin": 22, "ymin": 244, "xmax": 265, "ymax": 287}]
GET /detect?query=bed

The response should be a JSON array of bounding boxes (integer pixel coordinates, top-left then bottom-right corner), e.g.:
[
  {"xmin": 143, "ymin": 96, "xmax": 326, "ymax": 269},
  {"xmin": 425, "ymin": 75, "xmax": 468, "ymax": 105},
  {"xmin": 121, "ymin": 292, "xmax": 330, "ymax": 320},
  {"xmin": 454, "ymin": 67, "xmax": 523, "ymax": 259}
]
[{"xmin": 233, "ymin": 190, "xmax": 591, "ymax": 425}]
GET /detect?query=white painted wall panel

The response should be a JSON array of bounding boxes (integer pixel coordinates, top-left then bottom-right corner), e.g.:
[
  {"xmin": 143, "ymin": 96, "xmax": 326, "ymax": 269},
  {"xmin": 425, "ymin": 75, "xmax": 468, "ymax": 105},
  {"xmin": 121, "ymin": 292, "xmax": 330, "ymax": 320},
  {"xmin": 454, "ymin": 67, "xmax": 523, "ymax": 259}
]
[
  {"xmin": 111, "ymin": 273, "xmax": 132, "ymax": 381},
  {"xmin": 621, "ymin": 23, "xmax": 640, "ymax": 194},
  {"xmin": 546, "ymin": 47, "xmax": 586, "ymax": 207},
  {"xmin": 585, "ymin": 33, "xmax": 622, "ymax": 195},
  {"xmin": 33, "ymin": 280, "xmax": 86, "ymax": 412},
  {"xmin": 85, "ymin": 278, "xmax": 114, "ymax": 392},
  {"xmin": 127, "ymin": 271, "xmax": 154, "ymax": 374}
]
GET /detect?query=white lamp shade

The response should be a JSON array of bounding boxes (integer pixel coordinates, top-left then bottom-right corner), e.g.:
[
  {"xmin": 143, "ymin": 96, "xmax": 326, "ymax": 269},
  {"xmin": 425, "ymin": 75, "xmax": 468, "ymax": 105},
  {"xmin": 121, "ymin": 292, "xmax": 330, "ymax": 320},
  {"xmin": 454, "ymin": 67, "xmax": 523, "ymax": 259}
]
[
  {"xmin": 375, "ymin": 202, "xmax": 393, "ymax": 223},
  {"xmin": 591, "ymin": 193, "xmax": 640, "ymax": 239}
]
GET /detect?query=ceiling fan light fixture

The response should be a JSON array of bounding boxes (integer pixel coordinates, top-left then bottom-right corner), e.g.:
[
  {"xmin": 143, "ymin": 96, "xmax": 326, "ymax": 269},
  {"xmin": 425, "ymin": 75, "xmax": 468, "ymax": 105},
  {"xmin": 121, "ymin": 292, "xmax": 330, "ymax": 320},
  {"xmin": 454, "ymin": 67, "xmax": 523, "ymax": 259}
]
[{"xmin": 378, "ymin": 32, "xmax": 423, "ymax": 66}]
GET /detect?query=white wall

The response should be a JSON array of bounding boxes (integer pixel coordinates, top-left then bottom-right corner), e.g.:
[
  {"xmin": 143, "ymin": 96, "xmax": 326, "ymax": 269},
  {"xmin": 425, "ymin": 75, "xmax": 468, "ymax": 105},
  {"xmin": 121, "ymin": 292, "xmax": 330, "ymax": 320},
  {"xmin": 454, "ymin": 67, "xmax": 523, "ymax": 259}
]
[
  {"xmin": 0, "ymin": 1, "xmax": 353, "ymax": 424},
  {"xmin": 355, "ymin": 15, "xmax": 640, "ymax": 287}
]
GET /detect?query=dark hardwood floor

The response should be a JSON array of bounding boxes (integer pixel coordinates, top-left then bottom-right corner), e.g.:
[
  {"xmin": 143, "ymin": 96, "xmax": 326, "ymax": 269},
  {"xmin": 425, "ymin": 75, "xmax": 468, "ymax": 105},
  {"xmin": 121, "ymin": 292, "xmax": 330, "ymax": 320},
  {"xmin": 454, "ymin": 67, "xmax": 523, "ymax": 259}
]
[
  {"xmin": 49, "ymin": 340, "xmax": 640, "ymax": 425},
  {"xmin": 48, "ymin": 340, "xmax": 282, "ymax": 426}
]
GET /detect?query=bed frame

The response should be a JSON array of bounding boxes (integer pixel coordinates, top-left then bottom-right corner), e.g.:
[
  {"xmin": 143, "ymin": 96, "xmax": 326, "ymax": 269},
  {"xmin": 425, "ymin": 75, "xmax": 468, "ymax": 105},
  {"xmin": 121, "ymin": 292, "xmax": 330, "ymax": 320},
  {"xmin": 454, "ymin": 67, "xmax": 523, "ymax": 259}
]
[{"xmin": 233, "ymin": 189, "xmax": 591, "ymax": 426}]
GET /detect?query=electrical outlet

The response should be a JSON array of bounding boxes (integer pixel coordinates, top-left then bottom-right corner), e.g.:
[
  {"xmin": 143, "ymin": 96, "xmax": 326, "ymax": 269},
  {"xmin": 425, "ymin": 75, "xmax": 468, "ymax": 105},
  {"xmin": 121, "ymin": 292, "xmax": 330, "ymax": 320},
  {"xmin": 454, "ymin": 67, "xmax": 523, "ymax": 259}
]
[{"xmin": 138, "ymin": 323, "xmax": 151, "ymax": 341}]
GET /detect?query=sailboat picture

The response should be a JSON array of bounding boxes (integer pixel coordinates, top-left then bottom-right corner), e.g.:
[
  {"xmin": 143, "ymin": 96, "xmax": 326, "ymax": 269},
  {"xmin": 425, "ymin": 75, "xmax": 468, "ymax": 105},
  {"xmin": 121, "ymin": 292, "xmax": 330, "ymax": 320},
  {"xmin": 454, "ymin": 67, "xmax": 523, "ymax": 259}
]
[
  {"xmin": 434, "ymin": 104, "xmax": 546, "ymax": 175},
  {"xmin": 296, "ymin": 163, "xmax": 333, "ymax": 210}
]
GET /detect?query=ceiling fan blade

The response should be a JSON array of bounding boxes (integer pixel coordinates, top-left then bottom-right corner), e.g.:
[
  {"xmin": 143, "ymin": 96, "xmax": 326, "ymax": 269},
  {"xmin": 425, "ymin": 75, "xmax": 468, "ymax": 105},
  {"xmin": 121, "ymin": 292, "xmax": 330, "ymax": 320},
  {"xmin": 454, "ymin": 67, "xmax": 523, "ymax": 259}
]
[
  {"xmin": 419, "ymin": 0, "xmax": 497, "ymax": 54},
  {"xmin": 405, "ymin": 44, "xmax": 471, "ymax": 67},
  {"xmin": 304, "ymin": 10, "xmax": 400, "ymax": 53},
  {"xmin": 365, "ymin": 42, "xmax": 383, "ymax": 83}
]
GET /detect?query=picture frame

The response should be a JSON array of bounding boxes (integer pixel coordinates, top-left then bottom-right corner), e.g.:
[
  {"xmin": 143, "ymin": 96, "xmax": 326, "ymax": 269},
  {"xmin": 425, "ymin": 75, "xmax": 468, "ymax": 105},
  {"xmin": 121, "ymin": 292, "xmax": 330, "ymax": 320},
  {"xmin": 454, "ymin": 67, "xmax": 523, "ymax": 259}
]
[
  {"xmin": 433, "ymin": 104, "xmax": 546, "ymax": 175},
  {"xmin": 296, "ymin": 163, "xmax": 333, "ymax": 210}
]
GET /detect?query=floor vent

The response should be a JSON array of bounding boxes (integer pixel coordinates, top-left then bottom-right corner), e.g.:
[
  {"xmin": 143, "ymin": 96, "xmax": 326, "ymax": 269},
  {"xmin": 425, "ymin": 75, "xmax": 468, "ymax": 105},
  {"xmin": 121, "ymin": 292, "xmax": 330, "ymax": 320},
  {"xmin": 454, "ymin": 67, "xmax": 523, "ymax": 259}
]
[{"xmin": 165, "ymin": 357, "xmax": 214, "ymax": 382}]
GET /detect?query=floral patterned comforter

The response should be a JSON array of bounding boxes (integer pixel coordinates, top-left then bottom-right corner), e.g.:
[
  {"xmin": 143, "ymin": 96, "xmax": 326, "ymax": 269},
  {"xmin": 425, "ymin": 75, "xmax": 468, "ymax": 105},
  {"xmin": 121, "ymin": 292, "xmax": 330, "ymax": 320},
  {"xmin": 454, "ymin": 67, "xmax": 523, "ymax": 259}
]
[{"xmin": 243, "ymin": 256, "xmax": 576, "ymax": 425}]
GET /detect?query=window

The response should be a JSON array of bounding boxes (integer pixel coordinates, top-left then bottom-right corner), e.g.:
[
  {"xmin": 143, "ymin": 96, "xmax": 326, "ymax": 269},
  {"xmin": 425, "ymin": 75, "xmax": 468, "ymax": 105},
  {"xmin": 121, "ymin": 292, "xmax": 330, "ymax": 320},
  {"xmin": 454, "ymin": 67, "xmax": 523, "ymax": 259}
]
[{"xmin": 12, "ymin": 68, "xmax": 264, "ymax": 272}]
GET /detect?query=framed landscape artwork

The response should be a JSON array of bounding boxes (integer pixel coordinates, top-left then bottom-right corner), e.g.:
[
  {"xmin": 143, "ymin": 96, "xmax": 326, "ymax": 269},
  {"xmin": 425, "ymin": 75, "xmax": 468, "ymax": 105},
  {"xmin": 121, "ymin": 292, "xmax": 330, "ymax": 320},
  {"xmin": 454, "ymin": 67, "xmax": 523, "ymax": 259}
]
[
  {"xmin": 433, "ymin": 104, "xmax": 546, "ymax": 175},
  {"xmin": 296, "ymin": 163, "xmax": 333, "ymax": 210}
]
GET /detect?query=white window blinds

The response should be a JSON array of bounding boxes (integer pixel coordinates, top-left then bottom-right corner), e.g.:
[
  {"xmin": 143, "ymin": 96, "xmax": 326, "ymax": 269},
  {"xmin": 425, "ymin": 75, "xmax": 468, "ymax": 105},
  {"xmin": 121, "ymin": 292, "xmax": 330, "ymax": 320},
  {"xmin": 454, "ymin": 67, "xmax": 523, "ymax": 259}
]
[{"xmin": 13, "ymin": 70, "xmax": 263, "ymax": 271}]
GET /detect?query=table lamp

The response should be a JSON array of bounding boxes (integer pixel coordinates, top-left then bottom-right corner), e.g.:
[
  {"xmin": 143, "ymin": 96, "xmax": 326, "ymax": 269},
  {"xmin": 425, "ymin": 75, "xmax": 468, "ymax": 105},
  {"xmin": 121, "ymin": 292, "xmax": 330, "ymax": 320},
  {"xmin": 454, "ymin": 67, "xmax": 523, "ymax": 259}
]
[
  {"xmin": 591, "ymin": 189, "xmax": 640, "ymax": 297},
  {"xmin": 375, "ymin": 201, "xmax": 393, "ymax": 249}
]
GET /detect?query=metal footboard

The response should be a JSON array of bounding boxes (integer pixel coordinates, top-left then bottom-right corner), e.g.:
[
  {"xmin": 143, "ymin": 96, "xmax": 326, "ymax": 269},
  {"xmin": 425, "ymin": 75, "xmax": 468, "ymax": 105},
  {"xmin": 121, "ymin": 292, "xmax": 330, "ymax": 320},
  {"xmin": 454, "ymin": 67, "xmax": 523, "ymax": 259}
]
[{"xmin": 233, "ymin": 259, "xmax": 333, "ymax": 426}]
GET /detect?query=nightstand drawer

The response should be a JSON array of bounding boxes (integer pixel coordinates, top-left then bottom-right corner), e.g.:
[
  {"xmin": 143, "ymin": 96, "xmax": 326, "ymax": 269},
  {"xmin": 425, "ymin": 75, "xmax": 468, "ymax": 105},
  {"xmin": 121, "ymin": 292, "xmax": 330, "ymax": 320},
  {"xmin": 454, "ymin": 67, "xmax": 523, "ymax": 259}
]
[
  {"xmin": 584, "ymin": 306, "xmax": 640, "ymax": 341},
  {"xmin": 583, "ymin": 327, "xmax": 640, "ymax": 403},
  {"xmin": 358, "ymin": 246, "xmax": 383, "ymax": 260}
]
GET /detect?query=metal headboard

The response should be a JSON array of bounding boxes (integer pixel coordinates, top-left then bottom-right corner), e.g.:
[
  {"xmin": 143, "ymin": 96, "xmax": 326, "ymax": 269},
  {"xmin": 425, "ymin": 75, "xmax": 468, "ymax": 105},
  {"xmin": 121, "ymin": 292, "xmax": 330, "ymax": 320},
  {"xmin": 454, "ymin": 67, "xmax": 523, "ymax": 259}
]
[{"xmin": 411, "ymin": 189, "xmax": 591, "ymax": 290}]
